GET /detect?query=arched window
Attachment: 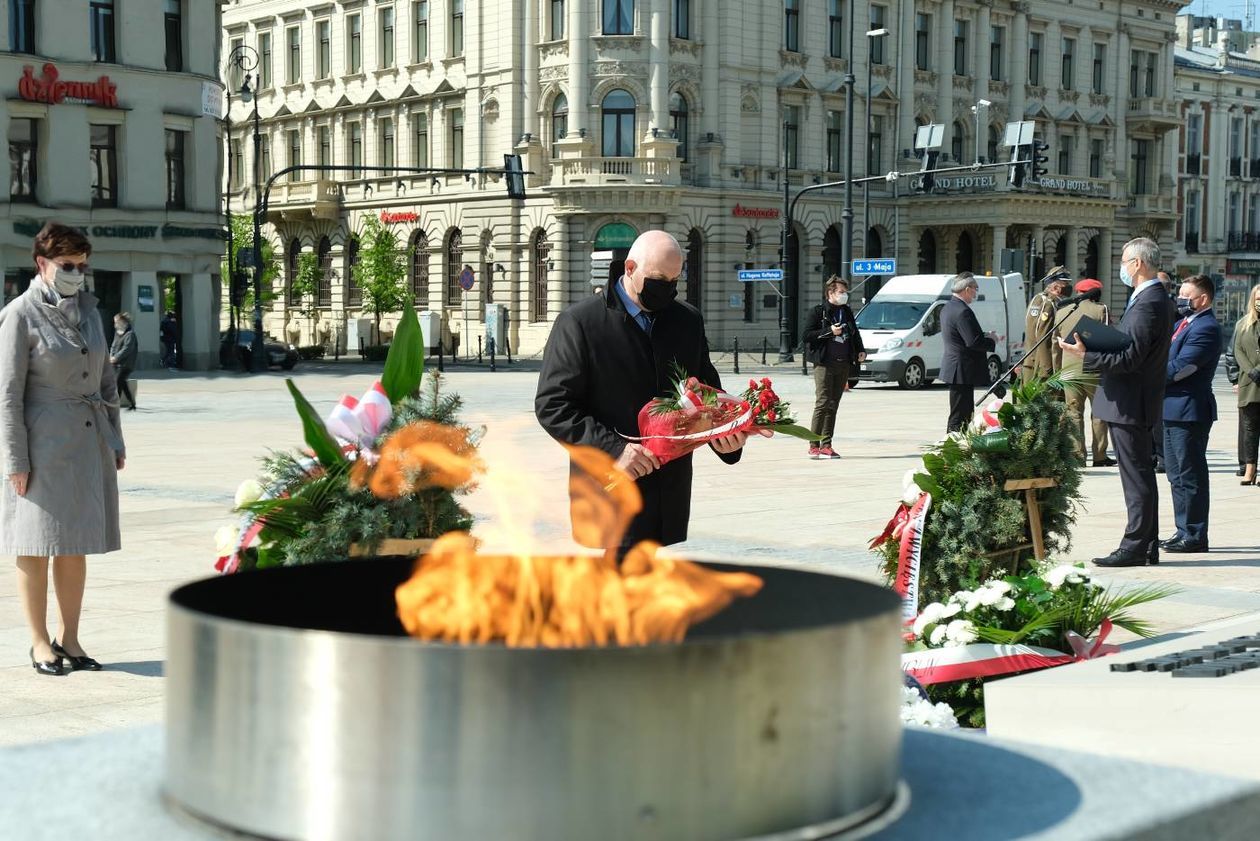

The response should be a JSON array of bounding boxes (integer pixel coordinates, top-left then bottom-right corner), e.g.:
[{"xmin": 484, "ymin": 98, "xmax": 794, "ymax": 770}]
[
  {"xmin": 411, "ymin": 230, "xmax": 429, "ymax": 306},
  {"xmin": 287, "ymin": 239, "xmax": 301, "ymax": 305},
  {"xmin": 551, "ymin": 94, "xmax": 568, "ymax": 158},
  {"xmin": 956, "ymin": 230, "xmax": 975, "ymax": 272},
  {"xmin": 601, "ymin": 89, "xmax": 636, "ymax": 157},
  {"xmin": 987, "ymin": 125, "xmax": 1000, "ymax": 164},
  {"xmin": 822, "ymin": 226, "xmax": 843, "ymax": 281},
  {"xmin": 602, "ymin": 0, "xmax": 633, "ymax": 35},
  {"xmin": 445, "ymin": 228, "xmax": 463, "ymax": 306},
  {"xmin": 670, "ymin": 91, "xmax": 689, "ymax": 161},
  {"xmin": 685, "ymin": 229, "xmax": 703, "ymax": 307},
  {"xmin": 530, "ymin": 230, "xmax": 550, "ymax": 322},
  {"xmin": 316, "ymin": 236, "xmax": 332, "ymax": 307},
  {"xmin": 345, "ymin": 236, "xmax": 362, "ymax": 307}
]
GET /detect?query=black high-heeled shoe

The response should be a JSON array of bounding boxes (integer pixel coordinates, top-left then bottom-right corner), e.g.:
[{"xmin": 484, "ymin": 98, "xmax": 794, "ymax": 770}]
[
  {"xmin": 30, "ymin": 646, "xmax": 64, "ymax": 676},
  {"xmin": 51, "ymin": 640, "xmax": 102, "ymax": 671}
]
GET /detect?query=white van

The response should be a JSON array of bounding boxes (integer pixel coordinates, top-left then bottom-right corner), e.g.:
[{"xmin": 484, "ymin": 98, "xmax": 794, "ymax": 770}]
[{"xmin": 854, "ymin": 273, "xmax": 1026, "ymax": 389}]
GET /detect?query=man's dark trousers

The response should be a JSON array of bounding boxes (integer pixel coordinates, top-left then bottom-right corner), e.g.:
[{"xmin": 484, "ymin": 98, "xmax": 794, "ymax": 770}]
[
  {"xmin": 1164, "ymin": 420, "xmax": 1212, "ymax": 544},
  {"xmin": 1110, "ymin": 423, "xmax": 1159, "ymax": 556},
  {"xmin": 947, "ymin": 386, "xmax": 973, "ymax": 434}
]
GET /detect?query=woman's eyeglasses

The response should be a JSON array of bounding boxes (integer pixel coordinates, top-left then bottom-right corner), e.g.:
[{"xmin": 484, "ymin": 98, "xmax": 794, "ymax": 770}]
[{"xmin": 53, "ymin": 261, "xmax": 90, "ymax": 274}]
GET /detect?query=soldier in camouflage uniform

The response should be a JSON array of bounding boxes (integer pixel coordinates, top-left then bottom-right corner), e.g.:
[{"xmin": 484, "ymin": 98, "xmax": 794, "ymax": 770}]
[{"xmin": 1021, "ymin": 266, "xmax": 1072, "ymax": 384}]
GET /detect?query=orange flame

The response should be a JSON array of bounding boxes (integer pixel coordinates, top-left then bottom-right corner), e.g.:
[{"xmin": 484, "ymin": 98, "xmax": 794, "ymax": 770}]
[
  {"xmin": 350, "ymin": 421, "xmax": 483, "ymax": 498},
  {"xmin": 394, "ymin": 445, "xmax": 763, "ymax": 647}
]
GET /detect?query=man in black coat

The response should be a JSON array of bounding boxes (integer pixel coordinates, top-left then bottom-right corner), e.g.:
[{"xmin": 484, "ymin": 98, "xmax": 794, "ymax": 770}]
[
  {"xmin": 535, "ymin": 230, "xmax": 754, "ymax": 554},
  {"xmin": 1060, "ymin": 237, "xmax": 1174, "ymax": 567},
  {"xmin": 939, "ymin": 272, "xmax": 996, "ymax": 433}
]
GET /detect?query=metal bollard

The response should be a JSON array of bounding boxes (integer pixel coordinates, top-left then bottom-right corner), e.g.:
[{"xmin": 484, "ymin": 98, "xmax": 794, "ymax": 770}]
[
  {"xmin": 507, "ymin": 339, "xmax": 513, "ymax": 365},
  {"xmin": 761, "ymin": 337, "xmax": 768, "ymax": 365},
  {"xmin": 478, "ymin": 336, "xmax": 483, "ymax": 364},
  {"xmin": 733, "ymin": 337, "xmax": 740, "ymax": 375},
  {"xmin": 801, "ymin": 351, "xmax": 808, "ymax": 376},
  {"xmin": 437, "ymin": 341, "xmax": 445, "ymax": 372},
  {"xmin": 489, "ymin": 338, "xmax": 496, "ymax": 372}
]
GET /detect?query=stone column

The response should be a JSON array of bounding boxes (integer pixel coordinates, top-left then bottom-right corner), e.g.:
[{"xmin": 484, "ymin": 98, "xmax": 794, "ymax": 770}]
[
  {"xmin": 898, "ymin": 0, "xmax": 916, "ymax": 162},
  {"xmin": 649, "ymin": 0, "xmax": 669, "ymax": 133},
  {"xmin": 553, "ymin": 214, "xmax": 572, "ymax": 316},
  {"xmin": 937, "ymin": 0, "xmax": 955, "ymax": 158},
  {"xmin": 178, "ymin": 273, "xmax": 216, "ymax": 371},
  {"xmin": 1010, "ymin": 3, "xmax": 1029, "ymax": 124},
  {"xmin": 1206, "ymin": 103, "xmax": 1227, "ymax": 247},
  {"xmin": 1115, "ymin": 26, "xmax": 1131, "ymax": 189},
  {"xmin": 975, "ymin": 2, "xmax": 991, "ymax": 112},
  {"xmin": 1099, "ymin": 226, "xmax": 1117, "ymax": 311},
  {"xmin": 701, "ymin": 0, "xmax": 719, "ymax": 137},
  {"xmin": 568, "ymin": 0, "xmax": 589, "ymax": 138},
  {"xmin": 991, "ymin": 223, "xmax": 1008, "ymax": 275},
  {"xmin": 1045, "ymin": 18, "xmax": 1062, "ymax": 93},
  {"xmin": 1064, "ymin": 226, "xmax": 1079, "ymax": 276},
  {"xmin": 1030, "ymin": 224, "xmax": 1044, "ymax": 279}
]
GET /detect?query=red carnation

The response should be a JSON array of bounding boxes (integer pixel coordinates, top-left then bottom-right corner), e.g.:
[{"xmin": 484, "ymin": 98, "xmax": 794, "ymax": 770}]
[
  {"xmin": 760, "ymin": 378, "xmax": 772, "ymax": 387},
  {"xmin": 748, "ymin": 378, "xmax": 757, "ymax": 390},
  {"xmin": 766, "ymin": 409, "xmax": 777, "ymax": 422}
]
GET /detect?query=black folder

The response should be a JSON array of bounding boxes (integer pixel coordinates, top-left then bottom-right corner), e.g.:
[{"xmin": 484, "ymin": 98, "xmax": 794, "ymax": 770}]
[{"xmin": 1065, "ymin": 315, "xmax": 1132, "ymax": 353}]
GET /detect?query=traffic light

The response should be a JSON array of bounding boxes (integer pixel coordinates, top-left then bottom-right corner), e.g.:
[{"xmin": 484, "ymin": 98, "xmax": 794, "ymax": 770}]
[
  {"xmin": 918, "ymin": 149, "xmax": 941, "ymax": 193},
  {"xmin": 1031, "ymin": 138, "xmax": 1050, "ymax": 182},
  {"xmin": 503, "ymin": 153, "xmax": 526, "ymax": 200}
]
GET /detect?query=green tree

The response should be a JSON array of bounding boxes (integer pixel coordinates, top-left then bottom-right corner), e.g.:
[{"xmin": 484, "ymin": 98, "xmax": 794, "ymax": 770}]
[
  {"xmin": 352, "ymin": 214, "xmax": 410, "ymax": 343},
  {"xmin": 220, "ymin": 213, "xmax": 280, "ymax": 317},
  {"xmin": 291, "ymin": 251, "xmax": 322, "ymax": 342}
]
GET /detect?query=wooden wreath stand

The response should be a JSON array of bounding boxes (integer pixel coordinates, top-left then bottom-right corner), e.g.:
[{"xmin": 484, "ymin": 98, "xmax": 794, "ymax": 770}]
[{"xmin": 983, "ymin": 477, "xmax": 1058, "ymax": 573}]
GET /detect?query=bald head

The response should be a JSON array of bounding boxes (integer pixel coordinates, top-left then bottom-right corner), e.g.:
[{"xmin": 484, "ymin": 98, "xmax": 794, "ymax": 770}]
[{"xmin": 622, "ymin": 230, "xmax": 684, "ymax": 311}]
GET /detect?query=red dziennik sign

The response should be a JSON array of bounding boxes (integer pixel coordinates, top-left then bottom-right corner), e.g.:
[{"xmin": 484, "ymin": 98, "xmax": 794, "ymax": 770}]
[
  {"xmin": 18, "ymin": 63, "xmax": 118, "ymax": 108},
  {"xmin": 380, "ymin": 211, "xmax": 419, "ymax": 224}
]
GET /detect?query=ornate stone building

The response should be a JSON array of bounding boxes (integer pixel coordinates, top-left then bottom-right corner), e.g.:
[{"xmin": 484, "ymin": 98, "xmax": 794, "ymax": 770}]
[{"xmin": 223, "ymin": 0, "xmax": 1185, "ymax": 355}]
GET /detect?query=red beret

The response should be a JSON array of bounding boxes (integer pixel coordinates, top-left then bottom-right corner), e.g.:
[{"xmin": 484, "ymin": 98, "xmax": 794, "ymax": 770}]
[{"xmin": 1075, "ymin": 278, "xmax": 1103, "ymax": 294}]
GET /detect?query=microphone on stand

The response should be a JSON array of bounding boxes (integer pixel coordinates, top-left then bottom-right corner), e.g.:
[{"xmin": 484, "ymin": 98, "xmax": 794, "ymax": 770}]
[{"xmin": 1054, "ymin": 288, "xmax": 1102, "ymax": 309}]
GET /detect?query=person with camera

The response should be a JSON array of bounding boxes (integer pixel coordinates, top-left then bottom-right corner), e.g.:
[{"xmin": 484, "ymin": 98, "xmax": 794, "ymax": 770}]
[{"xmin": 802, "ymin": 277, "xmax": 865, "ymax": 459}]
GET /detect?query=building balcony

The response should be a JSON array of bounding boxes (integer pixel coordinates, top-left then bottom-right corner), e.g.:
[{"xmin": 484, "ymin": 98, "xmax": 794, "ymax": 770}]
[
  {"xmin": 1125, "ymin": 97, "xmax": 1180, "ymax": 133},
  {"xmin": 1126, "ymin": 193, "xmax": 1177, "ymax": 217},
  {"xmin": 1229, "ymin": 232, "xmax": 1260, "ymax": 252},
  {"xmin": 264, "ymin": 178, "xmax": 343, "ymax": 222},
  {"xmin": 550, "ymin": 156, "xmax": 679, "ymax": 187}
]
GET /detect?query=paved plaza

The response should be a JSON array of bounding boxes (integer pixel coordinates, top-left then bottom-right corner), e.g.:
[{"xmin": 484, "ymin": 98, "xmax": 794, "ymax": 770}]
[{"xmin": 2, "ymin": 360, "xmax": 1258, "ymax": 747}]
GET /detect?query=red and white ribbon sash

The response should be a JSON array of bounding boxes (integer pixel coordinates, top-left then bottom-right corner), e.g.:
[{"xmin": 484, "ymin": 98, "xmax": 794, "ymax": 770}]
[
  {"xmin": 892, "ymin": 492, "xmax": 932, "ymax": 623},
  {"xmin": 325, "ymin": 381, "xmax": 392, "ymax": 458},
  {"xmin": 903, "ymin": 643, "xmax": 1074, "ymax": 685}
]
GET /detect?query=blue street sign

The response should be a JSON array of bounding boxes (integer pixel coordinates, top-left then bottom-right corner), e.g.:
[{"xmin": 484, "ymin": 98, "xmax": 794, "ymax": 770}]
[
  {"xmin": 737, "ymin": 269, "xmax": 784, "ymax": 283},
  {"xmin": 852, "ymin": 259, "xmax": 897, "ymax": 275},
  {"xmin": 458, "ymin": 267, "xmax": 476, "ymax": 291}
]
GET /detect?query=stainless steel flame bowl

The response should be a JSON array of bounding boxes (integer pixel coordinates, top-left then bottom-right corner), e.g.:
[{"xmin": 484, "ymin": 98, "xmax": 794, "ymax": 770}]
[{"xmin": 165, "ymin": 557, "xmax": 904, "ymax": 841}]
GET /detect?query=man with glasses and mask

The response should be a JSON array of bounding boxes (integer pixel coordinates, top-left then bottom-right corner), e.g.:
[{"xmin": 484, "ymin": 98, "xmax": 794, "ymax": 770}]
[
  {"xmin": 1158, "ymin": 274, "xmax": 1221, "ymax": 553},
  {"xmin": 536, "ymin": 230, "xmax": 760, "ymax": 557},
  {"xmin": 1059, "ymin": 237, "xmax": 1174, "ymax": 567}
]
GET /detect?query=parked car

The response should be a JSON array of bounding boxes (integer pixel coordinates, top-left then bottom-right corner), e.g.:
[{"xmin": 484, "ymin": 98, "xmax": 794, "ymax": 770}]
[{"xmin": 220, "ymin": 329, "xmax": 299, "ymax": 370}]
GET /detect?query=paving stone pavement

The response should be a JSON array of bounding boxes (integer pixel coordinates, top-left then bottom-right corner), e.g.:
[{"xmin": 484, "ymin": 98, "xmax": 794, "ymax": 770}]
[{"xmin": 2, "ymin": 359, "xmax": 1257, "ymax": 747}]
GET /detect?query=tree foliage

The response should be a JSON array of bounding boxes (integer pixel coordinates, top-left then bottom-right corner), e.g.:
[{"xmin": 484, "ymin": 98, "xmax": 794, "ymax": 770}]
[
  {"xmin": 352, "ymin": 214, "xmax": 411, "ymax": 341},
  {"xmin": 220, "ymin": 213, "xmax": 280, "ymax": 312}
]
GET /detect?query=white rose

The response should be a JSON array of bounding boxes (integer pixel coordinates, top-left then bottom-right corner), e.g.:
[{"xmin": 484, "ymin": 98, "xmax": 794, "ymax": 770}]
[
  {"xmin": 929, "ymin": 625, "xmax": 948, "ymax": 646},
  {"xmin": 944, "ymin": 619, "xmax": 978, "ymax": 646},
  {"xmin": 214, "ymin": 524, "xmax": 241, "ymax": 556},
  {"xmin": 901, "ymin": 467, "xmax": 929, "ymax": 505},
  {"xmin": 234, "ymin": 479, "xmax": 265, "ymax": 509},
  {"xmin": 1045, "ymin": 564, "xmax": 1087, "ymax": 590}
]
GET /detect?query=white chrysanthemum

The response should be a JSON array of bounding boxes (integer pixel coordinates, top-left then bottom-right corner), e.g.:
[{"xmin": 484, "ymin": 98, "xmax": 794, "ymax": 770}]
[
  {"xmin": 995, "ymin": 596, "xmax": 1016, "ymax": 611},
  {"xmin": 234, "ymin": 479, "xmax": 264, "ymax": 509},
  {"xmin": 214, "ymin": 524, "xmax": 241, "ymax": 556},
  {"xmin": 901, "ymin": 466, "xmax": 929, "ymax": 504},
  {"xmin": 929, "ymin": 625, "xmax": 948, "ymax": 646},
  {"xmin": 939, "ymin": 601, "xmax": 962, "ymax": 619},
  {"xmin": 900, "ymin": 694, "xmax": 960, "ymax": 729},
  {"xmin": 944, "ymin": 619, "xmax": 978, "ymax": 646},
  {"xmin": 1045, "ymin": 564, "xmax": 1089, "ymax": 590}
]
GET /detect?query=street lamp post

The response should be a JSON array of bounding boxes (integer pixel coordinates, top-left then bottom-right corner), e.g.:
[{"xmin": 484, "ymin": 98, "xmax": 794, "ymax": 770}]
[
  {"xmin": 779, "ymin": 119, "xmax": 793, "ymax": 362},
  {"xmin": 240, "ymin": 76, "xmax": 266, "ymax": 373},
  {"xmin": 839, "ymin": 0, "xmax": 857, "ymax": 289},
  {"xmin": 224, "ymin": 44, "xmax": 258, "ymax": 371},
  {"xmin": 863, "ymin": 27, "xmax": 889, "ymax": 304}
]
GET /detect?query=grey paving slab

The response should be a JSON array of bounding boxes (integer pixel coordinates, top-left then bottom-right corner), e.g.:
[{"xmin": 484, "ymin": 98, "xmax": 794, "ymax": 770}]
[{"xmin": 0, "ymin": 365, "xmax": 1257, "ymax": 751}]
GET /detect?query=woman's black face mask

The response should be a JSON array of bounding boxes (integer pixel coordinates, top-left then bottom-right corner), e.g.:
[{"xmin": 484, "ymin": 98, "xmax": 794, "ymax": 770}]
[{"xmin": 639, "ymin": 276, "xmax": 678, "ymax": 311}]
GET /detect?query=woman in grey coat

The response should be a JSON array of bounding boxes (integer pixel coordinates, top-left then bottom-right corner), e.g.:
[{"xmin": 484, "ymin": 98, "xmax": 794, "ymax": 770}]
[{"xmin": 0, "ymin": 223, "xmax": 125, "ymax": 676}]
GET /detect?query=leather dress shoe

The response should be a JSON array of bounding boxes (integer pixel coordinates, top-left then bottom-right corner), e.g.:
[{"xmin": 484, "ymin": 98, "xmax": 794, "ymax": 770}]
[
  {"xmin": 51, "ymin": 640, "xmax": 102, "ymax": 671},
  {"xmin": 30, "ymin": 647, "xmax": 64, "ymax": 676},
  {"xmin": 1162, "ymin": 539, "xmax": 1209, "ymax": 554},
  {"xmin": 1093, "ymin": 548, "xmax": 1156, "ymax": 567},
  {"xmin": 1159, "ymin": 535, "xmax": 1183, "ymax": 548},
  {"xmin": 1093, "ymin": 457, "xmax": 1118, "ymax": 467}
]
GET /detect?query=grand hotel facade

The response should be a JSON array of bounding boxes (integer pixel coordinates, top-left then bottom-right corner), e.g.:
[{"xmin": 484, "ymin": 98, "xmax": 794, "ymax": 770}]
[{"xmin": 223, "ymin": 0, "xmax": 1185, "ymax": 355}]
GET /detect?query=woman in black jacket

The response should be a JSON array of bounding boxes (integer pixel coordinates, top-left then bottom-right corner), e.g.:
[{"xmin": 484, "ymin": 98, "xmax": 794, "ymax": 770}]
[
  {"xmin": 801, "ymin": 277, "xmax": 865, "ymax": 459},
  {"xmin": 109, "ymin": 312, "xmax": 139, "ymax": 410}
]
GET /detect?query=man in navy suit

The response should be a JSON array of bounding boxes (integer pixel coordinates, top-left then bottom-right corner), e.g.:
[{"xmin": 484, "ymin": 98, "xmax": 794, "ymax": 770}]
[
  {"xmin": 939, "ymin": 272, "xmax": 996, "ymax": 433},
  {"xmin": 1160, "ymin": 274, "xmax": 1221, "ymax": 553},
  {"xmin": 1059, "ymin": 237, "xmax": 1174, "ymax": 567}
]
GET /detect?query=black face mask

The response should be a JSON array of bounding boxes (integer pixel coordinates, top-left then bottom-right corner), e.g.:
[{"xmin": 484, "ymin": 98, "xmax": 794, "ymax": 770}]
[
  {"xmin": 639, "ymin": 277, "xmax": 678, "ymax": 312},
  {"xmin": 1175, "ymin": 297, "xmax": 1194, "ymax": 318}
]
